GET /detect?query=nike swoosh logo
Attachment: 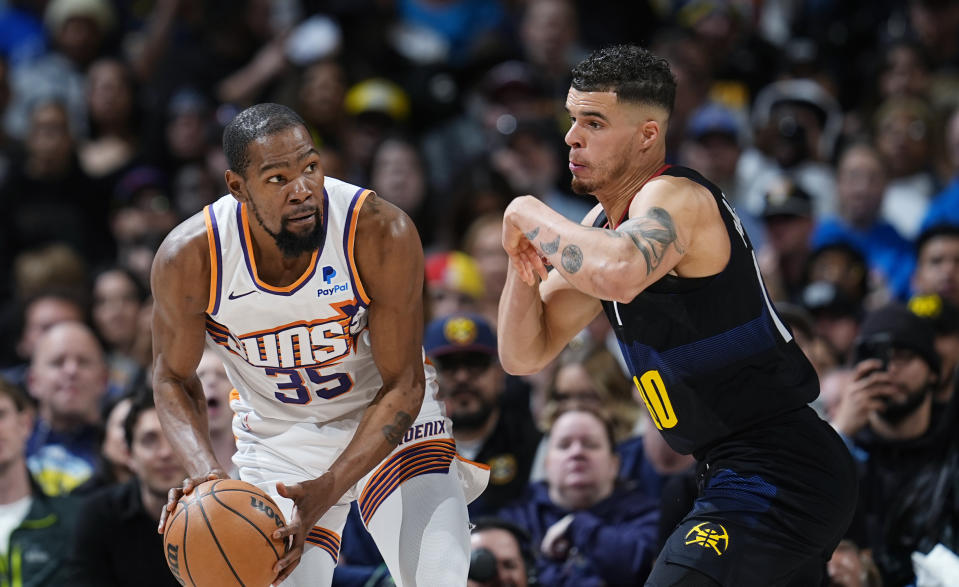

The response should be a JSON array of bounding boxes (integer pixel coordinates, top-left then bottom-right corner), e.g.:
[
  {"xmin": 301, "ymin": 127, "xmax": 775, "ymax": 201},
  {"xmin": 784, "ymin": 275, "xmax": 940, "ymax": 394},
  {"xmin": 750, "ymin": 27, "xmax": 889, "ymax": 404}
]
[{"xmin": 228, "ymin": 290, "xmax": 256, "ymax": 300}]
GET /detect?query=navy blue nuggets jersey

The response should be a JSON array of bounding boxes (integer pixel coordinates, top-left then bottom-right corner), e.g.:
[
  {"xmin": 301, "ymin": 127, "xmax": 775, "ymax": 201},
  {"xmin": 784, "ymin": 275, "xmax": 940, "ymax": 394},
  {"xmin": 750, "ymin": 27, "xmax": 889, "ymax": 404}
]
[{"xmin": 595, "ymin": 166, "xmax": 818, "ymax": 457}]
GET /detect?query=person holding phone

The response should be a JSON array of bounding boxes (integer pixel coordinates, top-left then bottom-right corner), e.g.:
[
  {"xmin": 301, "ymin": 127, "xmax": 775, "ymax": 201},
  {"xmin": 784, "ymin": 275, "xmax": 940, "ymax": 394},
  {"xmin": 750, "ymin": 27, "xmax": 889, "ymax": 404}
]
[
  {"xmin": 834, "ymin": 303, "xmax": 948, "ymax": 585},
  {"xmin": 833, "ymin": 304, "xmax": 941, "ymax": 439}
]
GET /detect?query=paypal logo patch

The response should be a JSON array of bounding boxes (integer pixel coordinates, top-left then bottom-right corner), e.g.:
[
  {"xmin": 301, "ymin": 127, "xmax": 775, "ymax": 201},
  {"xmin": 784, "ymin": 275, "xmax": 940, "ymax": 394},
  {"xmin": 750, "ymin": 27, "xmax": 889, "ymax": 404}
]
[
  {"xmin": 318, "ymin": 283, "xmax": 348, "ymax": 296},
  {"xmin": 322, "ymin": 266, "xmax": 337, "ymax": 283}
]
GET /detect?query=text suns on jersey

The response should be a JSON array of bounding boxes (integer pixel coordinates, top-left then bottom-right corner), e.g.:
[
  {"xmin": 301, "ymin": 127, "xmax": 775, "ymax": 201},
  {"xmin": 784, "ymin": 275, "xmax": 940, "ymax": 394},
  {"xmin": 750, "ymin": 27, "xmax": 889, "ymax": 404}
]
[{"xmin": 207, "ymin": 314, "xmax": 353, "ymax": 370}]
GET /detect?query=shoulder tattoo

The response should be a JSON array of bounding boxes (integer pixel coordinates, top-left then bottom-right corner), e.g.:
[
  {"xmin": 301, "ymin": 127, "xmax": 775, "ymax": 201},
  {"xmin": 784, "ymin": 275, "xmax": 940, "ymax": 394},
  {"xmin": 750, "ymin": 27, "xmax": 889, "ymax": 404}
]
[{"xmin": 617, "ymin": 207, "xmax": 685, "ymax": 275}]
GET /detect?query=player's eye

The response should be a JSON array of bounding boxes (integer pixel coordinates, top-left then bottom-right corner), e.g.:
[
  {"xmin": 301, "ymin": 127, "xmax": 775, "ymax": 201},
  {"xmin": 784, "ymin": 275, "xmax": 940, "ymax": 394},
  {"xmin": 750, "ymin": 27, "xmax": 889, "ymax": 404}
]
[
  {"xmin": 267, "ymin": 175, "xmax": 284, "ymax": 184},
  {"xmin": 305, "ymin": 162, "xmax": 317, "ymax": 173}
]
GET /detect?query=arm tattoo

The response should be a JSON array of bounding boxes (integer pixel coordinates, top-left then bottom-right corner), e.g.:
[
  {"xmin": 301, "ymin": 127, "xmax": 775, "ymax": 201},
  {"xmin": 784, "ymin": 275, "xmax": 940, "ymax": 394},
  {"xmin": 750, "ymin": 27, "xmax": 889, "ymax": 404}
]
[
  {"xmin": 539, "ymin": 236, "xmax": 560, "ymax": 255},
  {"xmin": 524, "ymin": 227, "xmax": 540, "ymax": 241},
  {"xmin": 382, "ymin": 411, "xmax": 413, "ymax": 445},
  {"xmin": 561, "ymin": 245, "xmax": 583, "ymax": 273},
  {"xmin": 617, "ymin": 207, "xmax": 685, "ymax": 275}
]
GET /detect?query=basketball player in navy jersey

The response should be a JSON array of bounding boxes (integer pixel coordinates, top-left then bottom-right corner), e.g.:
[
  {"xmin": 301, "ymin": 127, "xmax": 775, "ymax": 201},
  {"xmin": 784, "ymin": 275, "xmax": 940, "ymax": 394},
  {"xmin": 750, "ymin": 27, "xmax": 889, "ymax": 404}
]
[
  {"xmin": 151, "ymin": 104, "xmax": 486, "ymax": 586},
  {"xmin": 498, "ymin": 45, "xmax": 856, "ymax": 586}
]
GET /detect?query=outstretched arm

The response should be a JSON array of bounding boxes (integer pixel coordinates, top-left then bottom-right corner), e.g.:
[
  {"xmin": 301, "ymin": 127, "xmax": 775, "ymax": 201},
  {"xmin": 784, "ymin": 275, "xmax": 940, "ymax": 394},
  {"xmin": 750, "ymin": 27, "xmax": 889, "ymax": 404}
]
[
  {"xmin": 272, "ymin": 193, "xmax": 426, "ymax": 582},
  {"xmin": 151, "ymin": 214, "xmax": 229, "ymax": 532}
]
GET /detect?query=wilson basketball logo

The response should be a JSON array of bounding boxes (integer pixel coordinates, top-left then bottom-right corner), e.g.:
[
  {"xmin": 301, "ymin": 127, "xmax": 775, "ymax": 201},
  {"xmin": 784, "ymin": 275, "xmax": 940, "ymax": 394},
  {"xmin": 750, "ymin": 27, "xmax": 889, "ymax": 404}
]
[
  {"xmin": 166, "ymin": 544, "xmax": 182, "ymax": 582},
  {"xmin": 250, "ymin": 497, "xmax": 284, "ymax": 528}
]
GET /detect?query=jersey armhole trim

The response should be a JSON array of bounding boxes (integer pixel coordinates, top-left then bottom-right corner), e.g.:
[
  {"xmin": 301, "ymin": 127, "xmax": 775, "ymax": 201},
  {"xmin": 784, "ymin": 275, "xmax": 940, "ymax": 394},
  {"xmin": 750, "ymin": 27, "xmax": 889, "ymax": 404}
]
[
  {"xmin": 345, "ymin": 189, "xmax": 372, "ymax": 307},
  {"xmin": 204, "ymin": 205, "xmax": 223, "ymax": 315}
]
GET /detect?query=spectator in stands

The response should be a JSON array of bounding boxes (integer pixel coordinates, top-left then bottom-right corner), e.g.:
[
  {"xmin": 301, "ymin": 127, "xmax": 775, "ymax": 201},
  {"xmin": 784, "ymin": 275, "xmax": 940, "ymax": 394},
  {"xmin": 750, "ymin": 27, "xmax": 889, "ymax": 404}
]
[
  {"xmin": 912, "ymin": 224, "xmax": 959, "ymax": 308},
  {"xmin": 425, "ymin": 312, "xmax": 540, "ymax": 517},
  {"xmin": 425, "ymin": 251, "xmax": 485, "ymax": 320},
  {"xmin": 79, "ymin": 57, "xmax": 141, "ymax": 180},
  {"xmin": 296, "ymin": 57, "xmax": 348, "ymax": 152},
  {"xmin": 196, "ymin": 349, "xmax": 236, "ymax": 477},
  {"xmin": 812, "ymin": 142, "xmax": 914, "ymax": 300},
  {"xmin": 26, "ymin": 321, "xmax": 107, "ymax": 494},
  {"xmin": 369, "ymin": 135, "xmax": 437, "ymax": 249},
  {"xmin": 341, "ymin": 78, "xmax": 410, "ymax": 186},
  {"xmin": 677, "ymin": 102, "xmax": 746, "ymax": 206},
  {"xmin": 874, "ymin": 96, "xmax": 939, "ymax": 239},
  {"xmin": 0, "ymin": 99, "xmax": 113, "ymax": 284},
  {"xmin": 500, "ymin": 406, "xmax": 659, "ymax": 586},
  {"xmin": 0, "ymin": 288, "xmax": 87, "ymax": 389},
  {"xmin": 3, "ymin": 0, "xmax": 115, "ymax": 140},
  {"xmin": 109, "ymin": 165, "xmax": 178, "ymax": 286},
  {"xmin": 468, "ymin": 518, "xmax": 535, "ymax": 587},
  {"xmin": 921, "ymin": 106, "xmax": 959, "ymax": 230},
  {"xmin": 805, "ymin": 243, "xmax": 872, "ymax": 310},
  {"xmin": 0, "ymin": 378, "xmax": 79, "ymax": 586},
  {"xmin": 833, "ymin": 303, "xmax": 949, "ymax": 584},
  {"xmin": 738, "ymin": 78, "xmax": 841, "ymax": 218},
  {"xmin": 909, "ymin": 293, "xmax": 959, "ymax": 403},
  {"xmin": 67, "ymin": 391, "xmax": 184, "ymax": 586},
  {"xmin": 756, "ymin": 178, "xmax": 816, "ymax": 302},
  {"xmin": 518, "ymin": 0, "xmax": 584, "ymax": 99},
  {"xmin": 462, "ymin": 213, "xmax": 509, "ymax": 329},
  {"xmin": 800, "ymin": 281, "xmax": 862, "ymax": 364},
  {"xmin": 73, "ymin": 392, "xmax": 133, "ymax": 494},
  {"xmin": 91, "ymin": 266, "xmax": 148, "ymax": 398}
]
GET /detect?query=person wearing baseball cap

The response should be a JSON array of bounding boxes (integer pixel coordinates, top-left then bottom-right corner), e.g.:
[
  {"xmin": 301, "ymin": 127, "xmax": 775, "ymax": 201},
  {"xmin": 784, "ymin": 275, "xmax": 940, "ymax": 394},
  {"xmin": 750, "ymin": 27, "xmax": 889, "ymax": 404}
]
[
  {"xmin": 759, "ymin": 178, "xmax": 816, "ymax": 301},
  {"xmin": 835, "ymin": 302, "xmax": 957, "ymax": 584},
  {"xmin": 424, "ymin": 313, "xmax": 540, "ymax": 518}
]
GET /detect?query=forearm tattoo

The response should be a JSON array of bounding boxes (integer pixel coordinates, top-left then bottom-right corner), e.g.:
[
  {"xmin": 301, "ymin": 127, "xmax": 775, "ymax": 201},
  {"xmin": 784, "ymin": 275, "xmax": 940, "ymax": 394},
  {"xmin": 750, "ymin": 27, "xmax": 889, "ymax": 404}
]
[
  {"xmin": 617, "ymin": 207, "xmax": 685, "ymax": 275},
  {"xmin": 540, "ymin": 236, "xmax": 560, "ymax": 255},
  {"xmin": 382, "ymin": 411, "xmax": 413, "ymax": 445},
  {"xmin": 524, "ymin": 207, "xmax": 683, "ymax": 276},
  {"xmin": 561, "ymin": 245, "xmax": 583, "ymax": 273}
]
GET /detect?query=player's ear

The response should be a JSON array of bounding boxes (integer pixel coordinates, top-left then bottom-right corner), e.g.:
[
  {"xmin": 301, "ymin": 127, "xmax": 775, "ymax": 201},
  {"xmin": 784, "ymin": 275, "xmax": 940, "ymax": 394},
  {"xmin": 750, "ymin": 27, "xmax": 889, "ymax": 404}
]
[
  {"xmin": 640, "ymin": 119, "xmax": 660, "ymax": 147},
  {"xmin": 225, "ymin": 169, "xmax": 247, "ymax": 202}
]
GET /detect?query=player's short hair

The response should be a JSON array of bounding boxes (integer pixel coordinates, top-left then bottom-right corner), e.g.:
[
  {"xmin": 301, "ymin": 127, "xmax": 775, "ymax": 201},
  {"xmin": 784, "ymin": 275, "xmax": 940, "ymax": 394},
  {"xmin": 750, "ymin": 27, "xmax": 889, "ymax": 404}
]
[
  {"xmin": 571, "ymin": 44, "xmax": 676, "ymax": 114},
  {"xmin": 223, "ymin": 103, "xmax": 307, "ymax": 177}
]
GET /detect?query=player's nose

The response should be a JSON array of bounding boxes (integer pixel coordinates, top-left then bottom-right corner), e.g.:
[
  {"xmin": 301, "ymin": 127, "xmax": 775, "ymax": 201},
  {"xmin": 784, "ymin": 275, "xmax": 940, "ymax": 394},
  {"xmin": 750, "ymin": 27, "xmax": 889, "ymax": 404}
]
[
  {"xmin": 286, "ymin": 175, "xmax": 312, "ymax": 203},
  {"xmin": 565, "ymin": 124, "xmax": 582, "ymax": 148}
]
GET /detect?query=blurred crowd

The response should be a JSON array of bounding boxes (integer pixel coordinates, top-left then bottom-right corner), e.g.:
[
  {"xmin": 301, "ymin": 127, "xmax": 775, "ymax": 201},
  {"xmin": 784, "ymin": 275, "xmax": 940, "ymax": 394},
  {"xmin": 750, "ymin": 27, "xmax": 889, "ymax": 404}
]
[{"xmin": 1, "ymin": 0, "xmax": 959, "ymax": 585}]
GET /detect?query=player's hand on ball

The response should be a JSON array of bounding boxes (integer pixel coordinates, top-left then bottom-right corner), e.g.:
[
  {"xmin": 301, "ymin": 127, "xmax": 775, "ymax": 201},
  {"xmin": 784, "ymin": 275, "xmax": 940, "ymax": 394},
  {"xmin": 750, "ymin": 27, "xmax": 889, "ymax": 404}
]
[
  {"xmin": 272, "ymin": 474, "xmax": 338, "ymax": 584},
  {"xmin": 158, "ymin": 469, "xmax": 229, "ymax": 534}
]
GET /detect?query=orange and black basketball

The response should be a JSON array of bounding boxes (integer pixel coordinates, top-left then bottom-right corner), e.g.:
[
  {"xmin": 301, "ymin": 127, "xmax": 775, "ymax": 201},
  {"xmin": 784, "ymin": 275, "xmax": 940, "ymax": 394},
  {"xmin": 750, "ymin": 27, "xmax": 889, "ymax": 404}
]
[{"xmin": 163, "ymin": 479, "xmax": 287, "ymax": 587}]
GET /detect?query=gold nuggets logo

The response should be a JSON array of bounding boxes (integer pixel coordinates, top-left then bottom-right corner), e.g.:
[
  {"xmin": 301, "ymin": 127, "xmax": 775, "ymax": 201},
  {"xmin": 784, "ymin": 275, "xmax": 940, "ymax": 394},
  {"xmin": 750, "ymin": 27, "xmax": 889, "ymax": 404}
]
[
  {"xmin": 685, "ymin": 522, "xmax": 729, "ymax": 556},
  {"xmin": 488, "ymin": 454, "xmax": 518, "ymax": 485},
  {"xmin": 444, "ymin": 317, "xmax": 478, "ymax": 346}
]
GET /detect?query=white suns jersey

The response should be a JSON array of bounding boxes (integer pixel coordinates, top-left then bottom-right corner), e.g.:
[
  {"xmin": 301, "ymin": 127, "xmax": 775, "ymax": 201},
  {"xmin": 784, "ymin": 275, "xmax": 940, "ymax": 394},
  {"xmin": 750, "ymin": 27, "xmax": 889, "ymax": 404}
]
[{"xmin": 202, "ymin": 178, "xmax": 406, "ymax": 423}]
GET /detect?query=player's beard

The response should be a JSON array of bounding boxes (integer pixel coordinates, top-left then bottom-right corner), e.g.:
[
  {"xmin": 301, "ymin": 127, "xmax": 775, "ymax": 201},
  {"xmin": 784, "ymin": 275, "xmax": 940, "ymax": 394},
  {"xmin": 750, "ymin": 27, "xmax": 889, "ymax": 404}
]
[
  {"xmin": 570, "ymin": 137, "xmax": 635, "ymax": 196},
  {"xmin": 249, "ymin": 200, "xmax": 325, "ymax": 258}
]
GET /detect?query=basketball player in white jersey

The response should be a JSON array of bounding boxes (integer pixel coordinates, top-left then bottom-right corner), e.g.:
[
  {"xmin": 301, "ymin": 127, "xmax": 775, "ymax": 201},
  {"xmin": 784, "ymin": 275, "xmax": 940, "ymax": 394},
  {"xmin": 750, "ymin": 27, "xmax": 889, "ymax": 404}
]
[{"xmin": 151, "ymin": 103, "xmax": 488, "ymax": 586}]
